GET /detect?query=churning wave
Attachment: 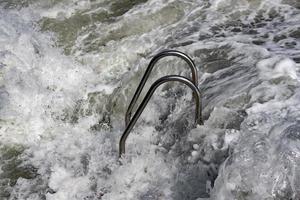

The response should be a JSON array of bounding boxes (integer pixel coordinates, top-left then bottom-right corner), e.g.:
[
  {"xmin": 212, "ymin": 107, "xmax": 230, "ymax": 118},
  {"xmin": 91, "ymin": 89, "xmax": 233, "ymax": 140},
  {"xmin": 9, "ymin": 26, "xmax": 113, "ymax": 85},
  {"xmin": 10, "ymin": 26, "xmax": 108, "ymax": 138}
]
[{"xmin": 0, "ymin": 0, "xmax": 300, "ymax": 199}]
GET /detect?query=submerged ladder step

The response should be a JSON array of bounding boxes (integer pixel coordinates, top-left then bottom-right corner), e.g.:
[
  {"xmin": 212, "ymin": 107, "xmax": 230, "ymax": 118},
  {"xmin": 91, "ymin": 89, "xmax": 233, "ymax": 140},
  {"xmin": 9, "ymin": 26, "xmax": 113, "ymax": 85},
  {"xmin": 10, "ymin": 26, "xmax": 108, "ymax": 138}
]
[{"xmin": 119, "ymin": 50, "xmax": 202, "ymax": 157}]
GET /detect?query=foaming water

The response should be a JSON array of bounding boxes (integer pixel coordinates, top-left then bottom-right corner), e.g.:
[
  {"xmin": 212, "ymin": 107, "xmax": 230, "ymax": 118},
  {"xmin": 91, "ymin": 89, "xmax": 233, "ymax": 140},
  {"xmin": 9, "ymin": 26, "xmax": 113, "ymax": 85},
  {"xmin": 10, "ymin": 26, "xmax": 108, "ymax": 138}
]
[{"xmin": 0, "ymin": 0, "xmax": 300, "ymax": 199}]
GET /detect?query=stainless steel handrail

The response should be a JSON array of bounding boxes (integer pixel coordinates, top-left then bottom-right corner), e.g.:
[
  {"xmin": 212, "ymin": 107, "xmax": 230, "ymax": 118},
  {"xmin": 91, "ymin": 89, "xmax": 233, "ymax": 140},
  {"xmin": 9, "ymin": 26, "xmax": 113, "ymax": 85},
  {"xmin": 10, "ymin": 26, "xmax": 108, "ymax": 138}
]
[
  {"xmin": 119, "ymin": 75, "xmax": 202, "ymax": 157},
  {"xmin": 125, "ymin": 50, "xmax": 199, "ymax": 126}
]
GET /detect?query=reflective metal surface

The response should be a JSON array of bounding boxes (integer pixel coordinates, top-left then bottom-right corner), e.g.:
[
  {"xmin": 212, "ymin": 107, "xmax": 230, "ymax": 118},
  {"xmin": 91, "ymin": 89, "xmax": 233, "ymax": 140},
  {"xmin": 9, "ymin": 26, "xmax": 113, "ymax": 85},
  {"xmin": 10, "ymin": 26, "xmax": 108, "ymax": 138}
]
[
  {"xmin": 119, "ymin": 75, "xmax": 202, "ymax": 157},
  {"xmin": 125, "ymin": 50, "xmax": 199, "ymax": 126}
]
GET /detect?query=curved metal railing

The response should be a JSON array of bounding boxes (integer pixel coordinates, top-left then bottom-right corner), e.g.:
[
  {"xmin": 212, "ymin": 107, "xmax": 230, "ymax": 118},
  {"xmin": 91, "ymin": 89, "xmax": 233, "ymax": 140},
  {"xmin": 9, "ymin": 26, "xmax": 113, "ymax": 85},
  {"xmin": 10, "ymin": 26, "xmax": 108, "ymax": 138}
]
[
  {"xmin": 119, "ymin": 75, "xmax": 202, "ymax": 157},
  {"xmin": 125, "ymin": 50, "xmax": 199, "ymax": 126}
]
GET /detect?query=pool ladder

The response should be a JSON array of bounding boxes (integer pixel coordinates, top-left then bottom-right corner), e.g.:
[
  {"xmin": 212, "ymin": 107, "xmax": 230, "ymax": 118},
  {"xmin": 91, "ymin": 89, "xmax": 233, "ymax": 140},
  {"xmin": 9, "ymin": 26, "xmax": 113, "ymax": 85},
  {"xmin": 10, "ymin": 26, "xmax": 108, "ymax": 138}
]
[{"xmin": 119, "ymin": 50, "xmax": 203, "ymax": 157}]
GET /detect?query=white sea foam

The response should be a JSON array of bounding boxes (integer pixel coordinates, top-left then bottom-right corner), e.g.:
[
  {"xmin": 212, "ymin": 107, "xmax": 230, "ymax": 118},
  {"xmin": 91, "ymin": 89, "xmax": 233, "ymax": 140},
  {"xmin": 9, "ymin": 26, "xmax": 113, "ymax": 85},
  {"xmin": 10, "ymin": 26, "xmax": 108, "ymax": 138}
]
[{"xmin": 0, "ymin": 0, "xmax": 300, "ymax": 199}]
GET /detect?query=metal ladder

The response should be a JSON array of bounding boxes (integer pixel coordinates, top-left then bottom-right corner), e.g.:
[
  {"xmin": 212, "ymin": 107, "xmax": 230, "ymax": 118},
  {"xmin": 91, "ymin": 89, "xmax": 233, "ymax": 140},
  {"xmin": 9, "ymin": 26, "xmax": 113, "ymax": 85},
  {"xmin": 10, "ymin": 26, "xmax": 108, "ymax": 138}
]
[{"xmin": 119, "ymin": 50, "xmax": 202, "ymax": 157}]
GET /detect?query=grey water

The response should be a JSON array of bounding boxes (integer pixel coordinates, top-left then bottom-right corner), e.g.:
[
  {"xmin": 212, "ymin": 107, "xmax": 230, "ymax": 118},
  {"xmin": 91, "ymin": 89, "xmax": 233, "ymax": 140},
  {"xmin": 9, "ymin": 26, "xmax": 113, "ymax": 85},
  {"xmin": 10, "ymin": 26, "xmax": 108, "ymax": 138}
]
[{"xmin": 0, "ymin": 0, "xmax": 299, "ymax": 199}]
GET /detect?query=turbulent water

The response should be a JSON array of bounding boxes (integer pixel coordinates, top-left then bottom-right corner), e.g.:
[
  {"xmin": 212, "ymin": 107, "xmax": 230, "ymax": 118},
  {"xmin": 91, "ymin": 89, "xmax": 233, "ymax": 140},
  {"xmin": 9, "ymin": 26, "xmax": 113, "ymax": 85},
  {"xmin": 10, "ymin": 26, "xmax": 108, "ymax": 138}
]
[{"xmin": 0, "ymin": 0, "xmax": 299, "ymax": 199}]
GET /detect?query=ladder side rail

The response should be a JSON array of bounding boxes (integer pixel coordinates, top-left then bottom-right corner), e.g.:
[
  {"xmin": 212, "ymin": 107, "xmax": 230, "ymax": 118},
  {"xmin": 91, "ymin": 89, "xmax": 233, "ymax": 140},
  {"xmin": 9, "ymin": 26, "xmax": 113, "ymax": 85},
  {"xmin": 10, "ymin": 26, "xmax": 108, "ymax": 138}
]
[
  {"xmin": 125, "ymin": 50, "xmax": 199, "ymax": 126},
  {"xmin": 120, "ymin": 75, "xmax": 202, "ymax": 157}
]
